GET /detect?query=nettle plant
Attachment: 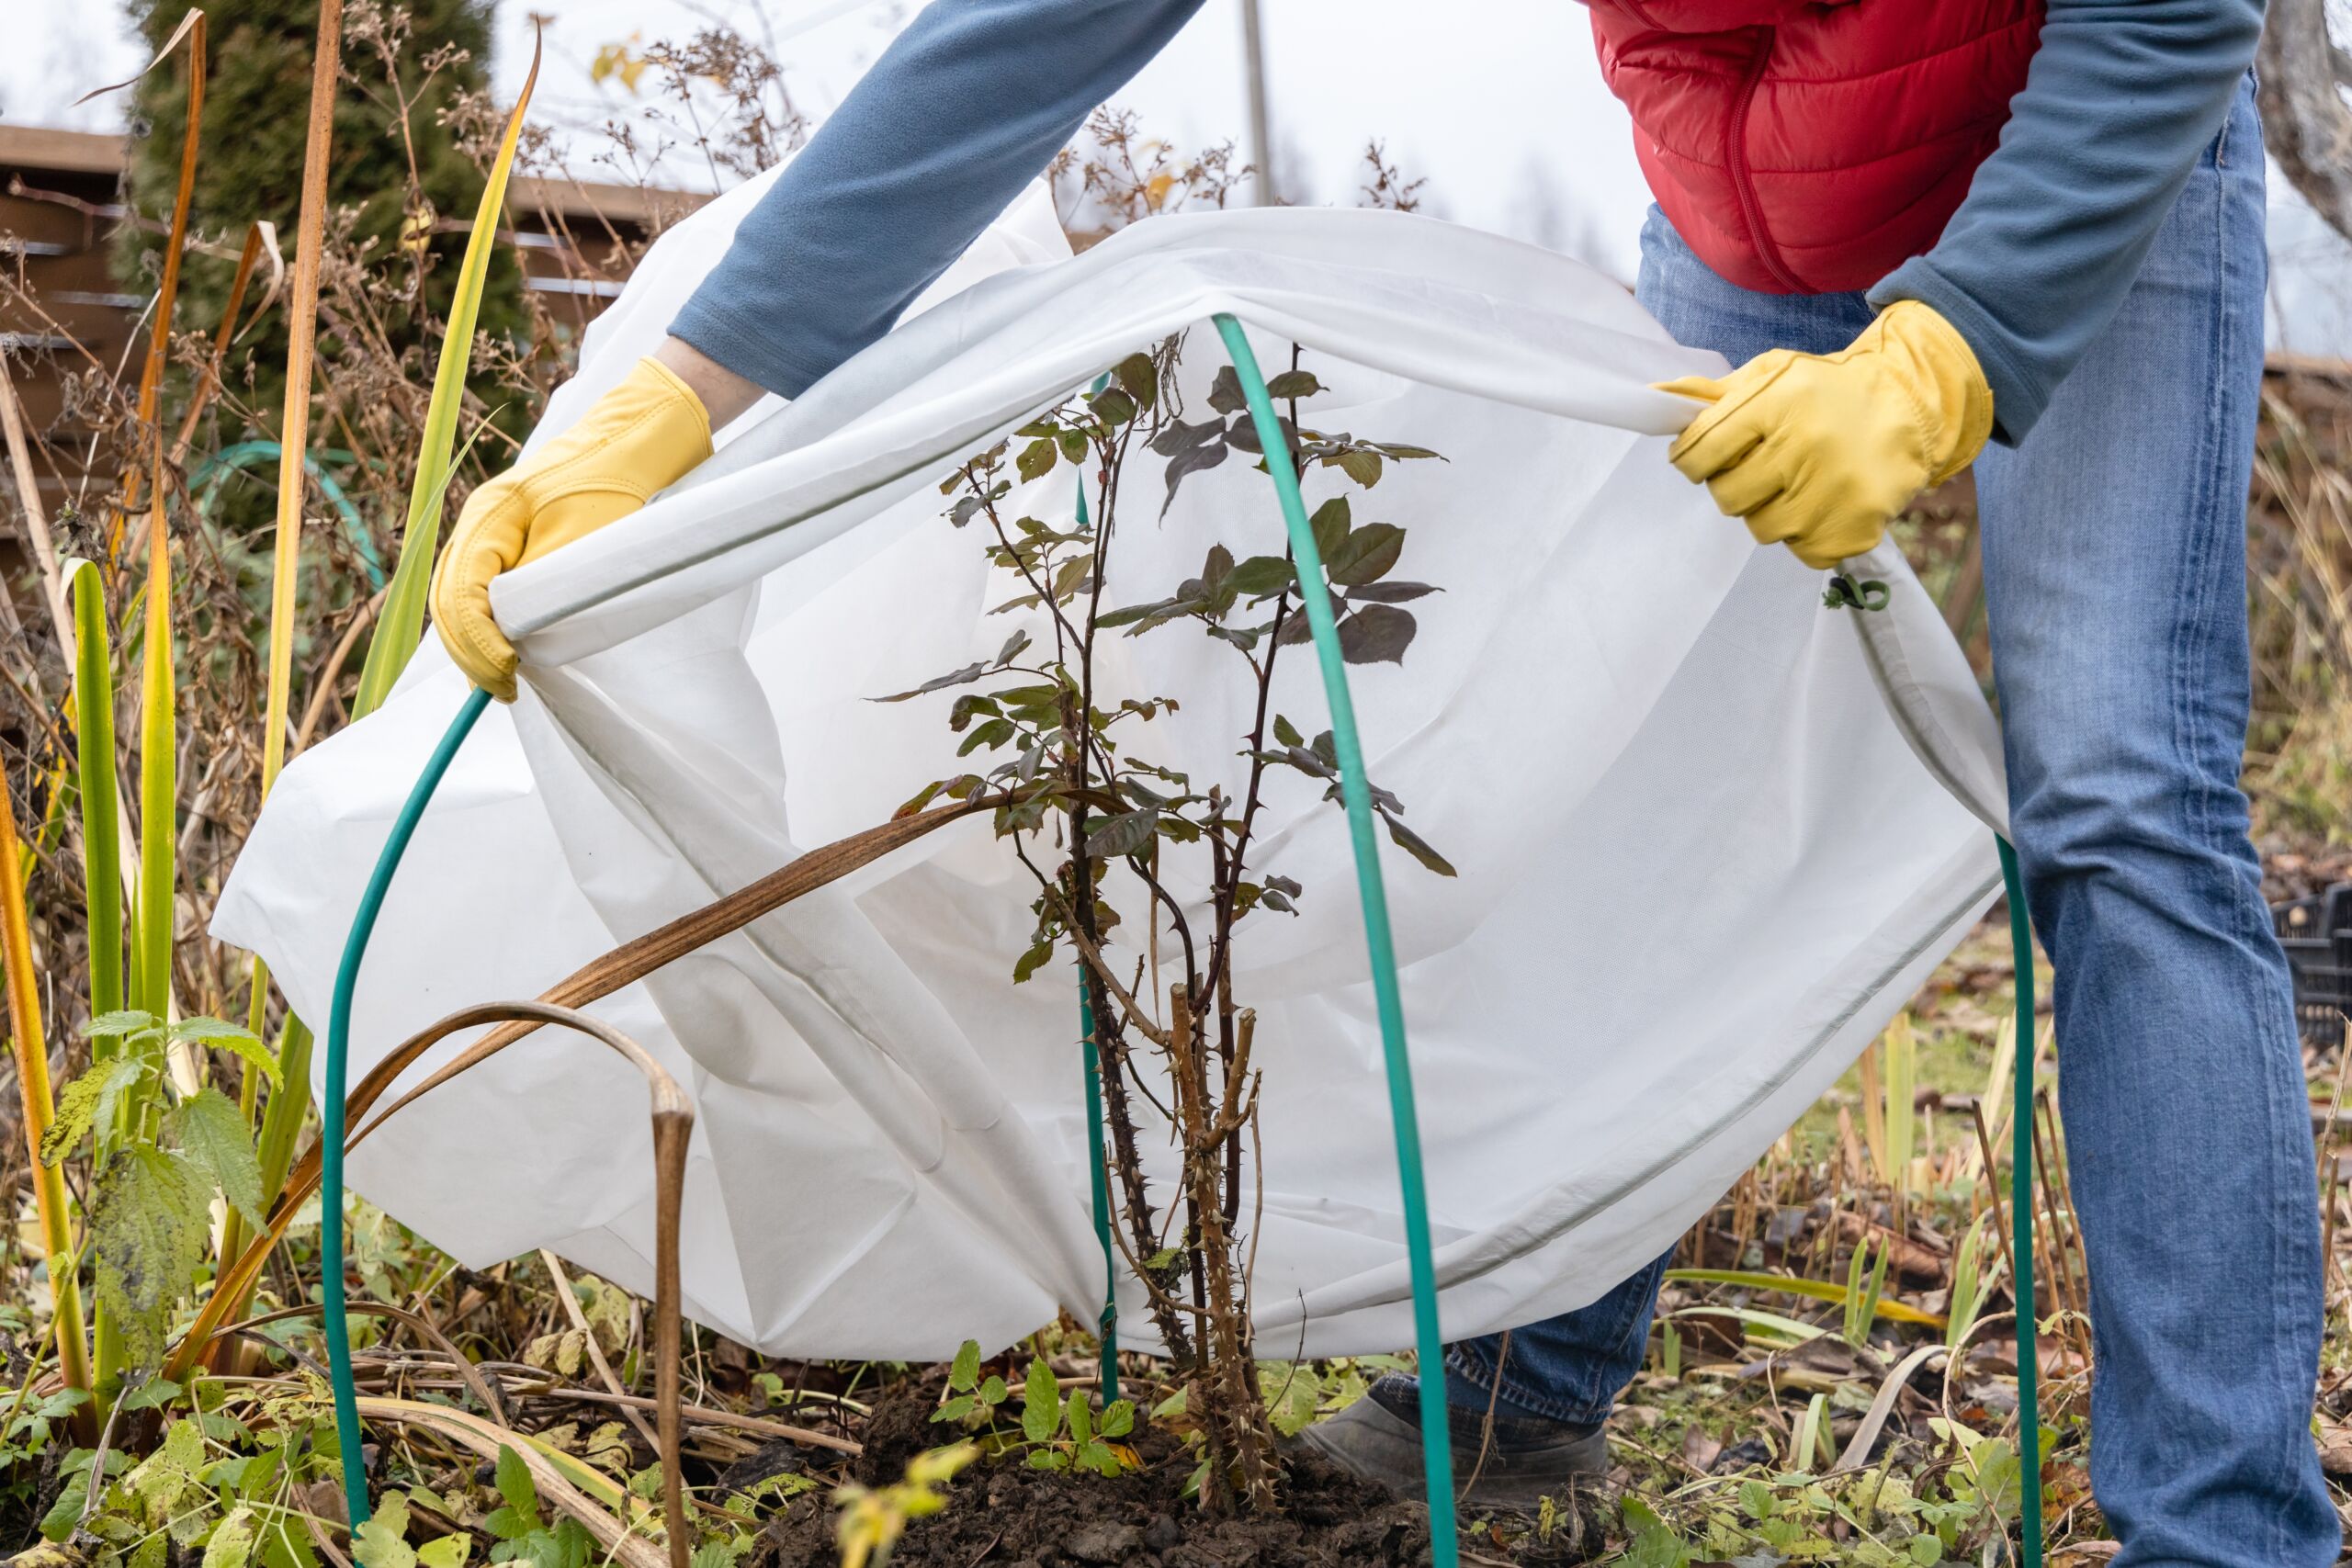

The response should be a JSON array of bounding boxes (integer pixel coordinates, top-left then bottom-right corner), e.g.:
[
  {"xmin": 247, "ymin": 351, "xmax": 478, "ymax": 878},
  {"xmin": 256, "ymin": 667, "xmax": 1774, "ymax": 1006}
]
[
  {"xmin": 885, "ymin": 333, "xmax": 1451, "ymax": 1510},
  {"xmin": 41, "ymin": 1010, "xmax": 280, "ymax": 1368}
]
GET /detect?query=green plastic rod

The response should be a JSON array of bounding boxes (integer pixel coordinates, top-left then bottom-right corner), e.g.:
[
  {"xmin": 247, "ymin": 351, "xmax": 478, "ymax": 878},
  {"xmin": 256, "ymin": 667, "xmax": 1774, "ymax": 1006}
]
[
  {"xmin": 1997, "ymin": 836, "xmax": 2043, "ymax": 1566},
  {"xmin": 322, "ymin": 683, "xmax": 492, "ymax": 1527},
  {"xmin": 1078, "ymin": 975, "xmax": 1120, "ymax": 1401},
  {"xmin": 1070, "ymin": 417, "xmax": 1121, "ymax": 1401},
  {"xmin": 1214, "ymin": 313, "xmax": 1459, "ymax": 1562}
]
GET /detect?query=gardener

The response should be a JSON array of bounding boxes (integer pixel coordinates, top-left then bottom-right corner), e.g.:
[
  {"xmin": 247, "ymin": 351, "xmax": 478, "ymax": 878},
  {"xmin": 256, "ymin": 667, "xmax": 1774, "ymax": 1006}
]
[{"xmin": 429, "ymin": 0, "xmax": 2329, "ymax": 1559}]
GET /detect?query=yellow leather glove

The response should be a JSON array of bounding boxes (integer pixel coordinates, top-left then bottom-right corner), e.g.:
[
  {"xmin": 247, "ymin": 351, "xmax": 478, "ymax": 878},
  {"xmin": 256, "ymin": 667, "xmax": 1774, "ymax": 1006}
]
[
  {"xmin": 1657, "ymin": 299, "xmax": 1994, "ymax": 570},
  {"xmin": 430, "ymin": 356, "xmax": 713, "ymax": 700}
]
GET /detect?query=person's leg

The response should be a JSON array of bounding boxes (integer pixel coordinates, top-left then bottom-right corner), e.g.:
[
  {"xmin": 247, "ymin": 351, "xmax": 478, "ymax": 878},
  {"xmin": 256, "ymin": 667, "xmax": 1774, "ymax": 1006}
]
[
  {"xmin": 1440, "ymin": 1252, "xmax": 1676, "ymax": 1427},
  {"xmin": 1972, "ymin": 76, "xmax": 2335, "ymax": 1566}
]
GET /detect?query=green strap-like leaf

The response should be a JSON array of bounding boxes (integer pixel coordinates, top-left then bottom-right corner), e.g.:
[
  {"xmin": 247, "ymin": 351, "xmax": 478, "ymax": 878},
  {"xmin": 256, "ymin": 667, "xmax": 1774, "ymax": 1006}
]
[
  {"xmin": 352, "ymin": 44, "xmax": 542, "ymax": 716},
  {"xmin": 65, "ymin": 559, "xmax": 124, "ymax": 1022}
]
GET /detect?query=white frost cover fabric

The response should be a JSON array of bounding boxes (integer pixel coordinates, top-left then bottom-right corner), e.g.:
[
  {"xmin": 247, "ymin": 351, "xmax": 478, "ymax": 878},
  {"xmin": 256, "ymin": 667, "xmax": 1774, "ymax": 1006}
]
[{"xmin": 213, "ymin": 171, "xmax": 2007, "ymax": 1359}]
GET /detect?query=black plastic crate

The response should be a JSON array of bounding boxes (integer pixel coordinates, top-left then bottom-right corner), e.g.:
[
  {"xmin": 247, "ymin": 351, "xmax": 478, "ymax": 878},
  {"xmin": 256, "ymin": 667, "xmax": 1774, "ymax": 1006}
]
[{"xmin": 2274, "ymin": 884, "xmax": 2352, "ymax": 1047}]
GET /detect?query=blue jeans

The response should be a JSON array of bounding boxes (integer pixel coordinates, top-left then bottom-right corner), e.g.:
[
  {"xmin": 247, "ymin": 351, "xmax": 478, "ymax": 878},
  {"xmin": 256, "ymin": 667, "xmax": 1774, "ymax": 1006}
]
[{"xmin": 1448, "ymin": 77, "xmax": 2334, "ymax": 1565}]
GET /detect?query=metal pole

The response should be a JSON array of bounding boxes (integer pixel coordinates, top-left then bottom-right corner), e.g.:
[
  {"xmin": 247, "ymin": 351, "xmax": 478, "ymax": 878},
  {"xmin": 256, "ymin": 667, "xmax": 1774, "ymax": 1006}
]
[{"xmin": 1239, "ymin": 0, "xmax": 1276, "ymax": 206}]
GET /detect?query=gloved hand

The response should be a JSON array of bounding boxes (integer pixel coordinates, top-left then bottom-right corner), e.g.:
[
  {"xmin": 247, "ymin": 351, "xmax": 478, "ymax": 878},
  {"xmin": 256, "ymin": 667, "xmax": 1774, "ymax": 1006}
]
[
  {"xmin": 430, "ymin": 355, "xmax": 713, "ymax": 700},
  {"xmin": 1657, "ymin": 299, "xmax": 1993, "ymax": 570}
]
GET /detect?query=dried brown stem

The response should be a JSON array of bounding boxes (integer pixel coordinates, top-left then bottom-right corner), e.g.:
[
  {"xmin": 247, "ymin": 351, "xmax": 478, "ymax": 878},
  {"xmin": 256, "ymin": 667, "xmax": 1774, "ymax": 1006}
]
[
  {"xmin": 1969, "ymin": 1100, "xmax": 2019, "ymax": 1301},
  {"xmin": 1040, "ymin": 886, "xmax": 1171, "ymax": 1051},
  {"xmin": 540, "ymin": 1249, "xmax": 661, "ymax": 1455},
  {"xmin": 1168, "ymin": 986, "xmax": 1272, "ymax": 1509},
  {"xmin": 0, "ymin": 370, "xmax": 69, "ymax": 644}
]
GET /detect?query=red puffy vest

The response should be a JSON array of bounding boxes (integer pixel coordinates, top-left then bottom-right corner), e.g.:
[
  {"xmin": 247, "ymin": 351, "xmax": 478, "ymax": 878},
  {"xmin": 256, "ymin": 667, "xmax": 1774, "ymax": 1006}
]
[{"xmin": 1587, "ymin": 0, "xmax": 2045, "ymax": 294}]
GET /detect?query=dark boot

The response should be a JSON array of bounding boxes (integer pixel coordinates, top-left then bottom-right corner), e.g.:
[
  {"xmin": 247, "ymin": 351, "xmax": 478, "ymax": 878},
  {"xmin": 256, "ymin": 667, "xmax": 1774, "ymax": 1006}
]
[{"xmin": 1295, "ymin": 1375, "xmax": 1608, "ymax": 1512}]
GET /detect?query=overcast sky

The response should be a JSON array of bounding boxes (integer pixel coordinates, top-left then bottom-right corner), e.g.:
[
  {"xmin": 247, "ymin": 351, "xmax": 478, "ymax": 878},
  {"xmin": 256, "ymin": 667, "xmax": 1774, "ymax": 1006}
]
[{"xmin": 5, "ymin": 0, "xmax": 2347, "ymax": 350}]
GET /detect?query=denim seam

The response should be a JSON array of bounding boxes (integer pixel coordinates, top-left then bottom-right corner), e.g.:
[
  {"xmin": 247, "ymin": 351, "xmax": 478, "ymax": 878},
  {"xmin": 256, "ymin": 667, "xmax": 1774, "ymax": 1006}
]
[
  {"xmin": 2196, "ymin": 133, "xmax": 2264, "ymax": 1564},
  {"xmin": 2183, "ymin": 125, "xmax": 2302, "ymax": 1564},
  {"xmin": 2210, "ymin": 133, "xmax": 2306, "ymax": 1566}
]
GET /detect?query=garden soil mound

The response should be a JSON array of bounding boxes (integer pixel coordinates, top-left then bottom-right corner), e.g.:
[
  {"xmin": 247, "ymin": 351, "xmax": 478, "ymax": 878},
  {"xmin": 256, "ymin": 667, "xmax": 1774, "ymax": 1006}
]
[{"xmin": 752, "ymin": 1385, "xmax": 1612, "ymax": 1568}]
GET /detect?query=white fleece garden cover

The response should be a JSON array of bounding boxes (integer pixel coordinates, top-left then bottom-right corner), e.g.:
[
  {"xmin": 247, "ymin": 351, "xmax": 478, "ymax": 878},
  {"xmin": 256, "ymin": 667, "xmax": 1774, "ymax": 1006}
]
[{"xmin": 213, "ymin": 171, "xmax": 2010, "ymax": 1359}]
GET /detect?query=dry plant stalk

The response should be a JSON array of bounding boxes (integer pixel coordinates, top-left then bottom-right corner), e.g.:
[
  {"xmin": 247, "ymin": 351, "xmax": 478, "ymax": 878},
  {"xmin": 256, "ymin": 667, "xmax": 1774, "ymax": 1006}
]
[
  {"xmin": 112, "ymin": 11, "xmax": 207, "ymax": 547},
  {"xmin": 224, "ymin": 0, "xmax": 345, "ymax": 1294},
  {"xmin": 262, "ymin": 0, "xmax": 345, "ymax": 794},
  {"xmin": 167, "ymin": 222, "xmax": 281, "ymax": 471},
  {"xmin": 279, "ymin": 1001, "xmax": 690, "ymax": 1568},
  {"xmin": 356, "ymin": 1397, "xmax": 666, "ymax": 1568},
  {"xmin": 0, "ymin": 781, "xmax": 96, "ymax": 1431},
  {"xmin": 1969, "ymin": 1100, "xmax": 2019, "ymax": 1294},
  {"xmin": 0, "ymin": 373, "xmax": 70, "ymax": 642}
]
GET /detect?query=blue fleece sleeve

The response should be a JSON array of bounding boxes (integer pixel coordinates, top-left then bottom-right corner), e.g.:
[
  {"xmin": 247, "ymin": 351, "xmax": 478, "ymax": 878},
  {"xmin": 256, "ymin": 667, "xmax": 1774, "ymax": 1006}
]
[
  {"xmin": 1869, "ymin": 0, "xmax": 2265, "ymax": 444},
  {"xmin": 669, "ymin": 0, "xmax": 1205, "ymax": 398}
]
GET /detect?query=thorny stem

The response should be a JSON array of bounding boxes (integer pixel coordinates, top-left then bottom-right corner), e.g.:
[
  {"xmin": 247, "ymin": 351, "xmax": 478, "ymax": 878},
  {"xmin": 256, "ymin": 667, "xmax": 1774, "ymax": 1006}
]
[
  {"xmin": 1054, "ymin": 397, "xmax": 1214, "ymax": 1371},
  {"xmin": 1170, "ymin": 986, "xmax": 1273, "ymax": 1510},
  {"xmin": 1017, "ymin": 844, "xmax": 1179, "ymax": 1140},
  {"xmin": 1087, "ymin": 961, "xmax": 1193, "ymax": 1363},
  {"xmin": 1032, "ymin": 880, "xmax": 1170, "ymax": 1053},
  {"xmin": 1101, "ymin": 1192, "xmax": 1216, "ymax": 1324},
  {"xmin": 964, "ymin": 340, "xmax": 1320, "ymax": 1495},
  {"xmin": 1194, "ymin": 349, "xmax": 1312, "ymax": 1236}
]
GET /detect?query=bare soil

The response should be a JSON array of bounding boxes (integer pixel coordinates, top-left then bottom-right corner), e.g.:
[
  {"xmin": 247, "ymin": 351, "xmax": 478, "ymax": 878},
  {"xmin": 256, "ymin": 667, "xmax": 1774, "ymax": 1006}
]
[{"xmin": 750, "ymin": 1382, "xmax": 1610, "ymax": 1568}]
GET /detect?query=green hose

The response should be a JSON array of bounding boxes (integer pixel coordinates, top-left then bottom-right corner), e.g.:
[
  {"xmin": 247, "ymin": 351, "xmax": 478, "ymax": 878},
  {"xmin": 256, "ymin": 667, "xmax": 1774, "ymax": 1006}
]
[
  {"xmin": 1998, "ymin": 837, "xmax": 2044, "ymax": 1566},
  {"xmin": 189, "ymin": 440, "xmax": 389, "ymax": 591},
  {"xmin": 1215, "ymin": 313, "xmax": 1460, "ymax": 1559},
  {"xmin": 321, "ymin": 684, "xmax": 492, "ymax": 1527},
  {"xmin": 1072, "ymin": 407, "xmax": 1121, "ymax": 1404}
]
